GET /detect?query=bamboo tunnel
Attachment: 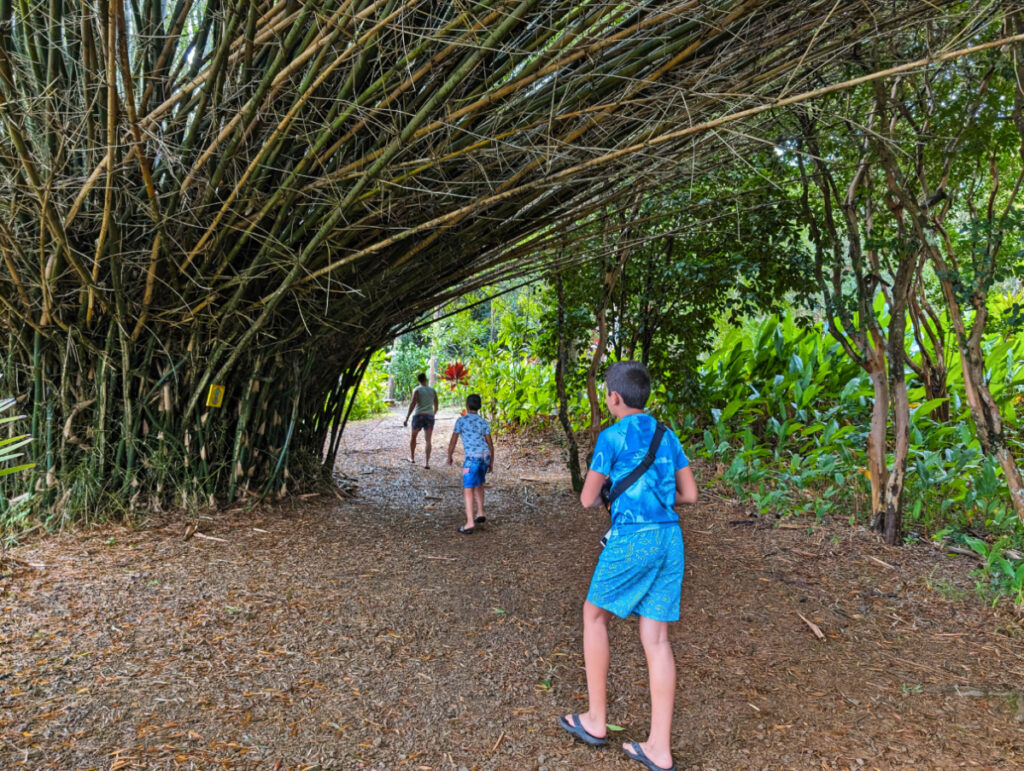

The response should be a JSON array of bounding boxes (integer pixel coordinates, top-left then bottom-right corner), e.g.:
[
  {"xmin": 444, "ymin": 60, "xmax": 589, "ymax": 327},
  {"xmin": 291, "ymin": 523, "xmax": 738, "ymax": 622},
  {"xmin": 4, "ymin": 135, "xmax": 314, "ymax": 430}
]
[{"xmin": 0, "ymin": 0, "xmax": 1016, "ymax": 520}]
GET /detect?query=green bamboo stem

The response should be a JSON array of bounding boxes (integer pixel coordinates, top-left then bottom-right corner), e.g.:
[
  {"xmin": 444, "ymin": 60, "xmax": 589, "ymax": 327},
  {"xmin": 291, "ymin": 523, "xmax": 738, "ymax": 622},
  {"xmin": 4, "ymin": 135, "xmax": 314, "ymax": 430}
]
[
  {"xmin": 227, "ymin": 367, "xmax": 259, "ymax": 499},
  {"xmin": 190, "ymin": 0, "xmax": 343, "ymax": 201}
]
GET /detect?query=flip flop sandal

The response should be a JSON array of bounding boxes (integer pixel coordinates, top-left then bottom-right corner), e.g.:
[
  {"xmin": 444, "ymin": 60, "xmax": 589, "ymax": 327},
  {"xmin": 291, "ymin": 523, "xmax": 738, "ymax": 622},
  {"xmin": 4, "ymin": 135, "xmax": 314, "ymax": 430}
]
[
  {"xmin": 457, "ymin": 525, "xmax": 474, "ymax": 534},
  {"xmin": 474, "ymin": 516, "xmax": 486, "ymax": 524},
  {"xmin": 623, "ymin": 741, "xmax": 675, "ymax": 771},
  {"xmin": 556, "ymin": 714, "xmax": 607, "ymax": 747}
]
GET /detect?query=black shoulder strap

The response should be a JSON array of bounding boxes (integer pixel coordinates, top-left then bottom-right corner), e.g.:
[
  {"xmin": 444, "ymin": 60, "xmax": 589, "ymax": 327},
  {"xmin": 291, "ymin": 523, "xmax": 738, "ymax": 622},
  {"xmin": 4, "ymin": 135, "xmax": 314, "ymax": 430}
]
[{"xmin": 606, "ymin": 422, "xmax": 667, "ymax": 505}]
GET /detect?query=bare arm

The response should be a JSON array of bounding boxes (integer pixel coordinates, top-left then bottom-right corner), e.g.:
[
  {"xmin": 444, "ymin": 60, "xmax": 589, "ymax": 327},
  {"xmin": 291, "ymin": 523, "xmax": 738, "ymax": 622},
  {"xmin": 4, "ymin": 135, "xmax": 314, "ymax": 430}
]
[
  {"xmin": 580, "ymin": 469, "xmax": 608, "ymax": 509},
  {"xmin": 433, "ymin": 391, "xmax": 439, "ymax": 413},
  {"xmin": 485, "ymin": 434, "xmax": 494, "ymax": 471},
  {"xmin": 446, "ymin": 433, "xmax": 458, "ymax": 464},
  {"xmin": 404, "ymin": 389, "xmax": 417, "ymax": 424},
  {"xmin": 674, "ymin": 466, "xmax": 698, "ymax": 505}
]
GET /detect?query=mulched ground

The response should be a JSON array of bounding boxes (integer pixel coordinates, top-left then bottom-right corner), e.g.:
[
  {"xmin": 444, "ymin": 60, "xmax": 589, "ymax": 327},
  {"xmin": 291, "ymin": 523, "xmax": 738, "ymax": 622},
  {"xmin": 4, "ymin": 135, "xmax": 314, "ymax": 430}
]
[{"xmin": 2, "ymin": 407, "xmax": 1023, "ymax": 771}]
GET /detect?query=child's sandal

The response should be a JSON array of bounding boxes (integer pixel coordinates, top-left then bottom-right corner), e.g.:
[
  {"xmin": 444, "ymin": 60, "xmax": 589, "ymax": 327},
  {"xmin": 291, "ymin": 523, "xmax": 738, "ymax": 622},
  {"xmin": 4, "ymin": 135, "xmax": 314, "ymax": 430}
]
[{"xmin": 556, "ymin": 714, "xmax": 607, "ymax": 747}]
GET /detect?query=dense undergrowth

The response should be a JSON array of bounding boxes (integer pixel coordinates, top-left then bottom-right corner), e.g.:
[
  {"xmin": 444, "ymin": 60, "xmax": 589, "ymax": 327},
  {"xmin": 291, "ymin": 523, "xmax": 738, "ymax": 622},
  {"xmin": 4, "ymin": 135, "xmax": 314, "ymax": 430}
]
[{"xmin": 353, "ymin": 288, "xmax": 1024, "ymax": 605}]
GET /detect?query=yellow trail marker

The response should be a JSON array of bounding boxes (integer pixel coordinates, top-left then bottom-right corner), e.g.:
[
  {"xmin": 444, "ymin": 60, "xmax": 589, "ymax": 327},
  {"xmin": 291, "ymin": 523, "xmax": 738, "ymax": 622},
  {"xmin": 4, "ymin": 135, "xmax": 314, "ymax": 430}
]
[{"xmin": 206, "ymin": 384, "xmax": 225, "ymax": 408}]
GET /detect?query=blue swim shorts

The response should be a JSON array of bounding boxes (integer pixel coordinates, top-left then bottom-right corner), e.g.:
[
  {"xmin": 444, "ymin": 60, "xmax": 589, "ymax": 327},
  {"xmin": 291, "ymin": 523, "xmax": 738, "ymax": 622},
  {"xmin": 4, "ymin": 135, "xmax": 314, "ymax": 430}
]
[
  {"xmin": 462, "ymin": 456, "xmax": 489, "ymax": 488},
  {"xmin": 587, "ymin": 526, "xmax": 684, "ymax": 622}
]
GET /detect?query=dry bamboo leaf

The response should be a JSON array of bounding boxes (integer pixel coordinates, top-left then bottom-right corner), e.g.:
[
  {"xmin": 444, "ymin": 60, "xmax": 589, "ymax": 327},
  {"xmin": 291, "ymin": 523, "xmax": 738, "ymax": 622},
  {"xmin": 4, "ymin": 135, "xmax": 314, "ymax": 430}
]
[
  {"xmin": 193, "ymin": 533, "xmax": 228, "ymax": 543},
  {"xmin": 797, "ymin": 612, "xmax": 826, "ymax": 642}
]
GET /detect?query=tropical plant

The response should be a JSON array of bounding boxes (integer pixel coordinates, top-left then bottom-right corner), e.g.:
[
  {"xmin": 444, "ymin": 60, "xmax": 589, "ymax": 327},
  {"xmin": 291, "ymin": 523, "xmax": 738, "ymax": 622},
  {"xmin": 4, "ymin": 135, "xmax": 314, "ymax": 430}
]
[
  {"xmin": 468, "ymin": 347, "xmax": 568, "ymax": 427},
  {"xmin": 389, "ymin": 336, "xmax": 430, "ymax": 401},
  {"xmin": 690, "ymin": 312, "xmax": 1023, "ymax": 545},
  {"xmin": 348, "ymin": 352, "xmax": 390, "ymax": 422},
  {"xmin": 0, "ymin": 396, "xmax": 35, "ymax": 533},
  {"xmin": 0, "ymin": 399, "xmax": 34, "ymax": 480},
  {"xmin": 442, "ymin": 362, "xmax": 470, "ymax": 390},
  {"xmin": 962, "ymin": 536, "xmax": 1024, "ymax": 608}
]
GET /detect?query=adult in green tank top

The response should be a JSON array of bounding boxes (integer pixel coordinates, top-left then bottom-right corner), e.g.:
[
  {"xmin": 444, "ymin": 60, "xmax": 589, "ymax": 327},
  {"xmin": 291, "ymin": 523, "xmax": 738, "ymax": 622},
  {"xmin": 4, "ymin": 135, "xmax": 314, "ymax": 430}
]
[{"xmin": 403, "ymin": 372, "xmax": 439, "ymax": 468}]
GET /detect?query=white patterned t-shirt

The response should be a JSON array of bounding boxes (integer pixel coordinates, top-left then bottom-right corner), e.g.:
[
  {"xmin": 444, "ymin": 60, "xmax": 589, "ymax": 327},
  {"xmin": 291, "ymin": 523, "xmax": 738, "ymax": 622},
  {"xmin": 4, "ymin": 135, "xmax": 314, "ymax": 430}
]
[{"xmin": 453, "ymin": 413, "xmax": 491, "ymax": 457}]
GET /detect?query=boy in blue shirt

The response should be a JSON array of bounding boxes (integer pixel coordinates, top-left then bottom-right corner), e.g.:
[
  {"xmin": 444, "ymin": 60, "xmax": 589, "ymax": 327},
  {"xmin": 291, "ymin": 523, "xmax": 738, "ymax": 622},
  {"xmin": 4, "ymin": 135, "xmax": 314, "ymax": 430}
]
[
  {"xmin": 558, "ymin": 362, "xmax": 697, "ymax": 771},
  {"xmin": 446, "ymin": 394, "xmax": 494, "ymax": 534}
]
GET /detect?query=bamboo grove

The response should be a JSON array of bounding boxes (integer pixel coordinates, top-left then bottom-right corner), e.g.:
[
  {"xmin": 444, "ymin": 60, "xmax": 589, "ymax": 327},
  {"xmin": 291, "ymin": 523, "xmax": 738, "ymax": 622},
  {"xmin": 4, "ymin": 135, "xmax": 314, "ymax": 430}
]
[{"xmin": 0, "ymin": 0, "xmax": 1020, "ymax": 521}]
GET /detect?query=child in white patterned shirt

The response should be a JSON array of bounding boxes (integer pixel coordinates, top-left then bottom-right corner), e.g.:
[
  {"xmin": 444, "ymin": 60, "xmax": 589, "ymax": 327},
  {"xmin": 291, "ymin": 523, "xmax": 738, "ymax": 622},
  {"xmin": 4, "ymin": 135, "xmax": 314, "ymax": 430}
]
[{"xmin": 446, "ymin": 394, "xmax": 494, "ymax": 534}]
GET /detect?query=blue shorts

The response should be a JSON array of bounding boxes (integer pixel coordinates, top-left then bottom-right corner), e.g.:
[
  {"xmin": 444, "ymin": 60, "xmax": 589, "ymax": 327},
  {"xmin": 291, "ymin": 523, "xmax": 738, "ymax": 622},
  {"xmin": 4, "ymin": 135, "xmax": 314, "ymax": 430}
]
[
  {"xmin": 462, "ymin": 456, "xmax": 489, "ymax": 488},
  {"xmin": 411, "ymin": 414, "xmax": 435, "ymax": 431},
  {"xmin": 587, "ymin": 526, "xmax": 684, "ymax": 622}
]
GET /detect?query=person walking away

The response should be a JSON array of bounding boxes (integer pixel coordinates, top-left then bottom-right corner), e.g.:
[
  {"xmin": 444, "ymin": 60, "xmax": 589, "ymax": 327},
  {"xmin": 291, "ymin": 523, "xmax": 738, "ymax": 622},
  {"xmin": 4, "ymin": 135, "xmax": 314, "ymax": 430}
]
[
  {"xmin": 557, "ymin": 361, "xmax": 698, "ymax": 771},
  {"xmin": 404, "ymin": 372, "xmax": 439, "ymax": 468},
  {"xmin": 446, "ymin": 393, "xmax": 494, "ymax": 534}
]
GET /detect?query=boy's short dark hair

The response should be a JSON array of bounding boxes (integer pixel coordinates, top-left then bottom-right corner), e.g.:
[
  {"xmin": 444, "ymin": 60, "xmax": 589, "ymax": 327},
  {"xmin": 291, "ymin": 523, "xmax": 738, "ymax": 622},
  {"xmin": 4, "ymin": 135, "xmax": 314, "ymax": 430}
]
[
  {"xmin": 417, "ymin": 372, "xmax": 428, "ymax": 384},
  {"xmin": 605, "ymin": 361, "xmax": 651, "ymax": 408},
  {"xmin": 466, "ymin": 393, "xmax": 482, "ymax": 411}
]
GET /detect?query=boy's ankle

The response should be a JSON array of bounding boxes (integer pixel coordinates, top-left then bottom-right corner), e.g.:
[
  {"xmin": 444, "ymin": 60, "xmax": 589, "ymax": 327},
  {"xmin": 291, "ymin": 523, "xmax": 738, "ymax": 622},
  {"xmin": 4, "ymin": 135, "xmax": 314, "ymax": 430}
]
[{"xmin": 581, "ymin": 711, "xmax": 606, "ymax": 736}]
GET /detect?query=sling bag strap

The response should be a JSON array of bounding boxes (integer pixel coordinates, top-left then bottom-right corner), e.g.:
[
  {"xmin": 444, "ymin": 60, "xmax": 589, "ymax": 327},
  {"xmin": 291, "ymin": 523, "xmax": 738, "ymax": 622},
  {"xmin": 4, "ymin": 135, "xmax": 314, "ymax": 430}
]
[{"xmin": 606, "ymin": 422, "xmax": 667, "ymax": 506}]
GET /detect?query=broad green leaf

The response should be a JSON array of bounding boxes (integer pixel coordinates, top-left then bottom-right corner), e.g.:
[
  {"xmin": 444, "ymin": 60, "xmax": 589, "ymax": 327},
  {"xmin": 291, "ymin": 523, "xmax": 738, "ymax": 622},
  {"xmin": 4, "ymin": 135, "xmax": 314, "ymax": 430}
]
[
  {"xmin": 720, "ymin": 398, "xmax": 745, "ymax": 422},
  {"xmin": 911, "ymin": 398, "xmax": 949, "ymax": 419}
]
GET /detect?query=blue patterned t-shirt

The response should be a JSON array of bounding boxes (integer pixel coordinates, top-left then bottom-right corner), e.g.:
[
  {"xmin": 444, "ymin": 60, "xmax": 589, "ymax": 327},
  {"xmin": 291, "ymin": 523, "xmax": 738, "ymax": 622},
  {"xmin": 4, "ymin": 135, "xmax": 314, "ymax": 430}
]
[
  {"xmin": 453, "ymin": 413, "xmax": 491, "ymax": 457},
  {"xmin": 590, "ymin": 413, "xmax": 689, "ymax": 530}
]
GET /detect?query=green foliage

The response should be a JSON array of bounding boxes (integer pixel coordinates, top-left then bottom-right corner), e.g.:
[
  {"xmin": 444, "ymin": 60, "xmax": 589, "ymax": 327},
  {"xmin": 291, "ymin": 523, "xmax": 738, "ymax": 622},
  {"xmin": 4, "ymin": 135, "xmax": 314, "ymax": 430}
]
[
  {"xmin": 492, "ymin": 285, "xmax": 550, "ymax": 357},
  {"xmin": 0, "ymin": 398, "xmax": 34, "ymax": 478},
  {"xmin": 533, "ymin": 167, "xmax": 814, "ymax": 403},
  {"xmin": 455, "ymin": 283, "xmax": 594, "ymax": 427},
  {"xmin": 349, "ymin": 352, "xmax": 390, "ymax": 422},
  {"xmin": 694, "ymin": 316, "xmax": 869, "ymax": 520},
  {"xmin": 0, "ymin": 396, "xmax": 35, "ymax": 535},
  {"xmin": 961, "ymin": 536, "xmax": 1024, "ymax": 608},
  {"xmin": 690, "ymin": 313, "xmax": 1024, "ymax": 551},
  {"xmin": 388, "ymin": 335, "xmax": 430, "ymax": 399},
  {"xmin": 468, "ymin": 345, "xmax": 587, "ymax": 427}
]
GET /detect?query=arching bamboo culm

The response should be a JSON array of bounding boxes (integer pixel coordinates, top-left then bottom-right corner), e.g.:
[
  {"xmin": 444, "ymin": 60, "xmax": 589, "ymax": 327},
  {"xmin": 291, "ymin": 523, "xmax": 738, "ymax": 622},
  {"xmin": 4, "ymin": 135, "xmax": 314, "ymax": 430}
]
[{"xmin": 0, "ymin": 0, "xmax": 1015, "ymax": 521}]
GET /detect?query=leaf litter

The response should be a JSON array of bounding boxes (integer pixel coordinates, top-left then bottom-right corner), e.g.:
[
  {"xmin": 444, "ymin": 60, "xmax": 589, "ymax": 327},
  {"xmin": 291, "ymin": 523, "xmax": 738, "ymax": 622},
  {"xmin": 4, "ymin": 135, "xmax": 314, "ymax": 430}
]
[{"xmin": 1, "ymin": 408, "xmax": 1022, "ymax": 769}]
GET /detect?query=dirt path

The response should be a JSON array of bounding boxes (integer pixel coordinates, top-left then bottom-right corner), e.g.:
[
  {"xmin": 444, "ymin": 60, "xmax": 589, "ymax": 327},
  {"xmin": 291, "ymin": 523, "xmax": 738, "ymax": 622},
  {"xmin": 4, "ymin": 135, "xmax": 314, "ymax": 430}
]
[{"xmin": 2, "ymin": 407, "xmax": 1023, "ymax": 770}]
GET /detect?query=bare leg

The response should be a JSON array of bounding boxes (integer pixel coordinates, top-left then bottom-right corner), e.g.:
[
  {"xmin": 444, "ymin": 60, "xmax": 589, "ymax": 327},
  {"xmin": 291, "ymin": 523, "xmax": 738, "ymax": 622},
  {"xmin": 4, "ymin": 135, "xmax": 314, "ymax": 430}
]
[
  {"xmin": 409, "ymin": 428, "xmax": 419, "ymax": 462},
  {"xmin": 463, "ymin": 488, "xmax": 475, "ymax": 530},
  {"xmin": 473, "ymin": 486, "xmax": 485, "ymax": 520},
  {"xmin": 423, "ymin": 428, "xmax": 433, "ymax": 468},
  {"xmin": 625, "ymin": 616, "xmax": 675, "ymax": 770},
  {"xmin": 563, "ymin": 600, "xmax": 611, "ymax": 741}
]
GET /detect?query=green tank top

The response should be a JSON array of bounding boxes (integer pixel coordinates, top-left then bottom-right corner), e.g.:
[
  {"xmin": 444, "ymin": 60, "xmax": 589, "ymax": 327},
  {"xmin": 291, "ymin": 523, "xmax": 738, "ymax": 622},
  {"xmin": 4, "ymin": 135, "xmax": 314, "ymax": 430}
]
[{"xmin": 413, "ymin": 385, "xmax": 436, "ymax": 415}]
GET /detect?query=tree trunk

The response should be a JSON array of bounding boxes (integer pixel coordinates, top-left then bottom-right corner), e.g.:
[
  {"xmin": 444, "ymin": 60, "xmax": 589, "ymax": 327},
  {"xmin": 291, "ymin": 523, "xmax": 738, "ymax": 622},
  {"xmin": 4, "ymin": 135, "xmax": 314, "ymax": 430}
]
[
  {"xmin": 386, "ymin": 339, "xmax": 399, "ymax": 404},
  {"xmin": 586, "ymin": 292, "xmax": 612, "ymax": 451},
  {"xmin": 942, "ymin": 278, "xmax": 1024, "ymax": 523},
  {"xmin": 428, "ymin": 308, "xmax": 441, "ymax": 387},
  {"xmin": 879, "ymin": 254, "xmax": 917, "ymax": 545},
  {"xmin": 554, "ymin": 272, "xmax": 584, "ymax": 493},
  {"xmin": 907, "ymin": 282, "xmax": 950, "ymax": 422},
  {"xmin": 586, "ymin": 212, "xmax": 633, "ymax": 450},
  {"xmin": 865, "ymin": 337, "xmax": 889, "ymax": 531}
]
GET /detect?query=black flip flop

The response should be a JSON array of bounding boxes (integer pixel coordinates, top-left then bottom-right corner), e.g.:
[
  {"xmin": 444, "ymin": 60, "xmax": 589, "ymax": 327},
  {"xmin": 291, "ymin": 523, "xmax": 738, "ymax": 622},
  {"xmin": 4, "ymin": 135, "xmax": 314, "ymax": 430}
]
[
  {"xmin": 557, "ymin": 714, "xmax": 607, "ymax": 747},
  {"xmin": 474, "ymin": 515, "xmax": 486, "ymax": 524},
  {"xmin": 457, "ymin": 525, "xmax": 474, "ymax": 534},
  {"xmin": 623, "ymin": 741, "xmax": 675, "ymax": 771}
]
